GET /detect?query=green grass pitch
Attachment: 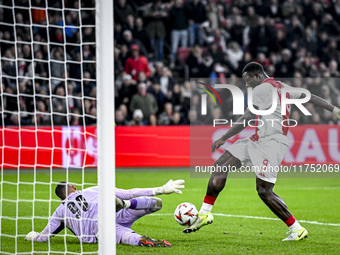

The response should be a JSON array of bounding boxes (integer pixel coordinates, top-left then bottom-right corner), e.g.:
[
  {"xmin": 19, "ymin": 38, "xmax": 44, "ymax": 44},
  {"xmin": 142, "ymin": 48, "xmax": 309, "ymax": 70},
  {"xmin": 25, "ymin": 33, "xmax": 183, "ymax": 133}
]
[{"xmin": 1, "ymin": 168, "xmax": 340, "ymax": 254}]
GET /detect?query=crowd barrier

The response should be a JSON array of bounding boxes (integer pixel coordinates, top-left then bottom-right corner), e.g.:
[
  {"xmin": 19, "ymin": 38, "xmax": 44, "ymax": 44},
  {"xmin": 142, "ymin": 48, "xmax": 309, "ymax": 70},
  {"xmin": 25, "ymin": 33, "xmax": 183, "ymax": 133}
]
[{"xmin": 1, "ymin": 125, "xmax": 339, "ymax": 168}]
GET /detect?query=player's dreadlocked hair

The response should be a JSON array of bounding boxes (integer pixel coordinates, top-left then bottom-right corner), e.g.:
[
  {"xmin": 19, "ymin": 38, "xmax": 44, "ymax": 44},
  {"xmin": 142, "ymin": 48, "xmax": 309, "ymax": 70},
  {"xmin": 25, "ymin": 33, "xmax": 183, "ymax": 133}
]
[
  {"xmin": 242, "ymin": 62, "xmax": 265, "ymax": 77},
  {"xmin": 55, "ymin": 181, "xmax": 68, "ymax": 199}
]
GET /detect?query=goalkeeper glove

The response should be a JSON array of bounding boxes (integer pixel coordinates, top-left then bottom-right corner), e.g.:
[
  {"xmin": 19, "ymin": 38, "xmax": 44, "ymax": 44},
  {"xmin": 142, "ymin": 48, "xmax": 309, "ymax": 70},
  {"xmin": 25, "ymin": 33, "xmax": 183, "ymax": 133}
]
[
  {"xmin": 25, "ymin": 231, "xmax": 39, "ymax": 241},
  {"xmin": 153, "ymin": 179, "xmax": 185, "ymax": 195},
  {"xmin": 333, "ymin": 107, "xmax": 340, "ymax": 119}
]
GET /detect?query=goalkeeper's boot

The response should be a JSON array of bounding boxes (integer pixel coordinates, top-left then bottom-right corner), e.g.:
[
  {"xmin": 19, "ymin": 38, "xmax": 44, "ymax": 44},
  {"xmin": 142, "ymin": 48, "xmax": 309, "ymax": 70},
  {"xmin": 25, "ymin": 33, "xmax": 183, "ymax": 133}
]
[
  {"xmin": 183, "ymin": 212, "xmax": 214, "ymax": 233},
  {"xmin": 116, "ymin": 197, "xmax": 124, "ymax": 212},
  {"xmin": 140, "ymin": 235, "xmax": 171, "ymax": 247},
  {"xmin": 282, "ymin": 227, "xmax": 308, "ymax": 241}
]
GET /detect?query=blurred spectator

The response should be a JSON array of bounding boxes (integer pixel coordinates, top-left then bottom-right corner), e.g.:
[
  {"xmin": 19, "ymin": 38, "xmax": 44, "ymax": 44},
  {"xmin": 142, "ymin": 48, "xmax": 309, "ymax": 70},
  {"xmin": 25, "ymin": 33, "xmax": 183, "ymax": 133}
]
[
  {"xmin": 128, "ymin": 109, "xmax": 144, "ymax": 126},
  {"xmin": 171, "ymin": 84, "xmax": 183, "ymax": 109},
  {"xmin": 133, "ymin": 18, "xmax": 153, "ymax": 59},
  {"xmin": 187, "ymin": 0, "xmax": 206, "ymax": 46},
  {"xmin": 34, "ymin": 100, "xmax": 51, "ymax": 126},
  {"xmin": 153, "ymin": 67, "xmax": 177, "ymax": 96},
  {"xmin": 169, "ymin": 0, "xmax": 189, "ymax": 68},
  {"xmin": 114, "ymin": 0, "xmax": 135, "ymax": 25},
  {"xmin": 115, "ymin": 109, "xmax": 128, "ymax": 126},
  {"xmin": 149, "ymin": 114, "xmax": 158, "ymax": 126},
  {"xmin": 123, "ymin": 14, "xmax": 135, "ymax": 32},
  {"xmin": 294, "ymin": 55, "xmax": 318, "ymax": 78},
  {"xmin": 329, "ymin": 60, "xmax": 340, "ymax": 78},
  {"xmin": 158, "ymin": 102, "xmax": 173, "ymax": 125},
  {"xmin": 171, "ymin": 112, "xmax": 182, "ymax": 125},
  {"xmin": 125, "ymin": 44, "xmax": 150, "ymax": 81},
  {"xmin": 144, "ymin": 1, "xmax": 167, "ymax": 61},
  {"xmin": 319, "ymin": 85, "xmax": 337, "ymax": 122},
  {"xmin": 70, "ymin": 108, "xmax": 83, "ymax": 126},
  {"xmin": 230, "ymin": 15, "xmax": 244, "ymax": 47},
  {"xmin": 75, "ymin": 72, "xmax": 95, "ymax": 97},
  {"xmin": 187, "ymin": 109, "xmax": 201, "ymax": 125},
  {"xmin": 119, "ymin": 104, "xmax": 130, "ymax": 121},
  {"xmin": 148, "ymin": 82, "xmax": 166, "ymax": 115},
  {"xmin": 52, "ymin": 86, "xmax": 67, "ymax": 125},
  {"xmin": 86, "ymin": 107, "xmax": 97, "ymax": 125},
  {"xmin": 120, "ymin": 30, "xmax": 148, "ymax": 56},
  {"xmin": 226, "ymin": 41, "xmax": 243, "ymax": 69},
  {"xmin": 276, "ymin": 49, "xmax": 294, "ymax": 77},
  {"xmin": 130, "ymin": 83, "xmax": 158, "ymax": 120},
  {"xmin": 58, "ymin": 14, "xmax": 78, "ymax": 42},
  {"xmin": 50, "ymin": 47, "xmax": 65, "ymax": 87},
  {"xmin": 187, "ymin": 45, "xmax": 210, "ymax": 78}
]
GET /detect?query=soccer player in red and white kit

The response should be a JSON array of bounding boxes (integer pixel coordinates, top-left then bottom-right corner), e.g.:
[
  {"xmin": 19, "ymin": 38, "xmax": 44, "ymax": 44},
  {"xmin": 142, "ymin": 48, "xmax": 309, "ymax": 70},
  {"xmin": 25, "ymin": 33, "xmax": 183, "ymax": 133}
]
[{"xmin": 184, "ymin": 62, "xmax": 340, "ymax": 241}]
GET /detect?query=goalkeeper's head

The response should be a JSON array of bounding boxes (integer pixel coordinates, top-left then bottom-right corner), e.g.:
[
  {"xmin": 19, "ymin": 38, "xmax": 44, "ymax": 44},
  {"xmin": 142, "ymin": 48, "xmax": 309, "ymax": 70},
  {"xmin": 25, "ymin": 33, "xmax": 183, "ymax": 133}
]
[{"xmin": 55, "ymin": 182, "xmax": 77, "ymax": 200}]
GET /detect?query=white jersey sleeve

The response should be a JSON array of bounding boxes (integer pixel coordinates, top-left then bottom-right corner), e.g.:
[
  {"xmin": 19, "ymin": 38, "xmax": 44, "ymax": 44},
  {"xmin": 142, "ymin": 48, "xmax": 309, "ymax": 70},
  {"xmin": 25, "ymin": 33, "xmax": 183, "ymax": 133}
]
[
  {"xmin": 251, "ymin": 83, "xmax": 274, "ymax": 110},
  {"xmin": 281, "ymin": 82, "xmax": 302, "ymax": 99}
]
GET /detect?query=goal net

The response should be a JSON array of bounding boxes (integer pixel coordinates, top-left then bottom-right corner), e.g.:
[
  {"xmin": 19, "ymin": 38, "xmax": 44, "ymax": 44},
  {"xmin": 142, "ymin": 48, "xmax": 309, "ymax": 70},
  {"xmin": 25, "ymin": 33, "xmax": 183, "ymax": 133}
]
[{"xmin": 0, "ymin": 0, "xmax": 114, "ymax": 254}]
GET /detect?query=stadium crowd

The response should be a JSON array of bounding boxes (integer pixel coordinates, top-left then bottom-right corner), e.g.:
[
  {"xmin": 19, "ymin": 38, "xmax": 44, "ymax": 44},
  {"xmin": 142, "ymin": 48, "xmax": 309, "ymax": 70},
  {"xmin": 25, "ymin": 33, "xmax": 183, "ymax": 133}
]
[{"xmin": 2, "ymin": 0, "xmax": 340, "ymax": 126}]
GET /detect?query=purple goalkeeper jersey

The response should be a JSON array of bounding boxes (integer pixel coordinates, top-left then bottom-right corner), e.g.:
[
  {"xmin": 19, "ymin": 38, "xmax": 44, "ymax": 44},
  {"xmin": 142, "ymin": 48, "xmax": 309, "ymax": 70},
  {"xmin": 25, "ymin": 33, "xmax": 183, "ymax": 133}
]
[{"xmin": 34, "ymin": 186, "xmax": 154, "ymax": 243}]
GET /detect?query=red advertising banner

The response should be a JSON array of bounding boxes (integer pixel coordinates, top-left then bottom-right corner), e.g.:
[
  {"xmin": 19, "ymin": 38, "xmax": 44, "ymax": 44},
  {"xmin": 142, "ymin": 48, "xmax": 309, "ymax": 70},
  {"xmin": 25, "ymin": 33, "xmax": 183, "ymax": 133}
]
[
  {"xmin": 0, "ymin": 125, "xmax": 339, "ymax": 168},
  {"xmin": 190, "ymin": 125, "xmax": 340, "ymax": 166}
]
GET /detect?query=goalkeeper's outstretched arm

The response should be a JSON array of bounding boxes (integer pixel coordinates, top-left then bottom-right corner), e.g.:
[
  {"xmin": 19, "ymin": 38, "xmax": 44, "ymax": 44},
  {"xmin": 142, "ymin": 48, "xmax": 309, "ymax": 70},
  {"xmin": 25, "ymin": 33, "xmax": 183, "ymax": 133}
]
[
  {"xmin": 116, "ymin": 179, "xmax": 185, "ymax": 200},
  {"xmin": 25, "ymin": 210, "xmax": 64, "ymax": 242}
]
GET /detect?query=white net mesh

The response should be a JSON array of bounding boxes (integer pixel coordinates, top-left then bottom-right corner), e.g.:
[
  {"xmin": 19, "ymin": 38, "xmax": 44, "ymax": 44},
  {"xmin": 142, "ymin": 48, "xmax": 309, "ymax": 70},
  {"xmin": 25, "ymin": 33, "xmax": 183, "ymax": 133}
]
[{"xmin": 0, "ymin": 0, "xmax": 98, "ymax": 253}]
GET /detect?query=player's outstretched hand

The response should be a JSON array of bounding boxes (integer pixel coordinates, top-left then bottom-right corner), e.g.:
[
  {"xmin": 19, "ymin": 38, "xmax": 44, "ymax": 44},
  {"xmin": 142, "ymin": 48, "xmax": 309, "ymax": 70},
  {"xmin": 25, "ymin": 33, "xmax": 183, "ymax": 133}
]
[
  {"xmin": 211, "ymin": 138, "xmax": 225, "ymax": 153},
  {"xmin": 162, "ymin": 179, "xmax": 185, "ymax": 194},
  {"xmin": 333, "ymin": 107, "xmax": 340, "ymax": 119},
  {"xmin": 25, "ymin": 231, "xmax": 39, "ymax": 241},
  {"xmin": 154, "ymin": 179, "xmax": 185, "ymax": 195}
]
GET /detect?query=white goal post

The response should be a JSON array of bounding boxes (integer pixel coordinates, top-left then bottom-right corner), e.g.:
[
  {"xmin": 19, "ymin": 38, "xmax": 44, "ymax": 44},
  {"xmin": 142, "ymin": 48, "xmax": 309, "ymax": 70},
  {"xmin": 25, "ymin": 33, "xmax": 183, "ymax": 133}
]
[
  {"xmin": 96, "ymin": 0, "xmax": 116, "ymax": 254},
  {"xmin": 0, "ymin": 0, "xmax": 115, "ymax": 253}
]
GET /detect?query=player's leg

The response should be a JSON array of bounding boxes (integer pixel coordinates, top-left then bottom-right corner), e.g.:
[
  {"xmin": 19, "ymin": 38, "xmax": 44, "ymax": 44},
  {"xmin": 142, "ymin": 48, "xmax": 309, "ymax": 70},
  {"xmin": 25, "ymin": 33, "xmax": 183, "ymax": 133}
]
[
  {"xmin": 116, "ymin": 199, "xmax": 171, "ymax": 247},
  {"xmin": 184, "ymin": 151, "xmax": 242, "ymax": 233},
  {"xmin": 117, "ymin": 225, "xmax": 171, "ymax": 247},
  {"xmin": 256, "ymin": 177, "xmax": 308, "ymax": 241},
  {"xmin": 116, "ymin": 197, "xmax": 162, "ymax": 230},
  {"xmin": 122, "ymin": 196, "xmax": 162, "ymax": 213},
  {"xmin": 256, "ymin": 177, "xmax": 291, "ymax": 221},
  {"xmin": 202, "ymin": 151, "xmax": 242, "ymax": 213}
]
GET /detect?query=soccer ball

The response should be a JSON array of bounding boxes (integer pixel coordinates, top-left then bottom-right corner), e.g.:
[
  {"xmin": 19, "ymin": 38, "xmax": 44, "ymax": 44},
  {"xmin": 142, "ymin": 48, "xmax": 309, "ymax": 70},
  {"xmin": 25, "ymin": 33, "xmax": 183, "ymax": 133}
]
[{"xmin": 174, "ymin": 202, "xmax": 198, "ymax": 226}]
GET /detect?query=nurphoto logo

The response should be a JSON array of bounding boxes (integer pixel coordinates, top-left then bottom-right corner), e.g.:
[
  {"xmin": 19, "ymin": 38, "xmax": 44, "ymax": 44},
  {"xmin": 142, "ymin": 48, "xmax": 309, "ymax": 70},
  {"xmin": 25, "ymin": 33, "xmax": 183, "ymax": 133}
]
[{"xmin": 199, "ymin": 82, "xmax": 311, "ymax": 116}]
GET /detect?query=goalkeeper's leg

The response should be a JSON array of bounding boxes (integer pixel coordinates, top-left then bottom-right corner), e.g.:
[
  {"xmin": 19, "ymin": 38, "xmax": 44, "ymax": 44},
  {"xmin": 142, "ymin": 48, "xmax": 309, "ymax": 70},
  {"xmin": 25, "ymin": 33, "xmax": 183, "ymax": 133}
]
[
  {"xmin": 122, "ymin": 197, "xmax": 162, "ymax": 212},
  {"xmin": 116, "ymin": 197, "xmax": 170, "ymax": 247},
  {"xmin": 184, "ymin": 151, "xmax": 241, "ymax": 233},
  {"xmin": 118, "ymin": 228, "xmax": 171, "ymax": 247}
]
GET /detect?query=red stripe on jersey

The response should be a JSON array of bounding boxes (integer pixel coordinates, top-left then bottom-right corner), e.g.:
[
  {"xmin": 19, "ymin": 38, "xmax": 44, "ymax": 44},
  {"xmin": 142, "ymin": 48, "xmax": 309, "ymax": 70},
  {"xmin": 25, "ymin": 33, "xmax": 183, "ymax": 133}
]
[
  {"xmin": 250, "ymin": 115, "xmax": 259, "ymax": 141},
  {"xmin": 259, "ymin": 77, "xmax": 290, "ymax": 136}
]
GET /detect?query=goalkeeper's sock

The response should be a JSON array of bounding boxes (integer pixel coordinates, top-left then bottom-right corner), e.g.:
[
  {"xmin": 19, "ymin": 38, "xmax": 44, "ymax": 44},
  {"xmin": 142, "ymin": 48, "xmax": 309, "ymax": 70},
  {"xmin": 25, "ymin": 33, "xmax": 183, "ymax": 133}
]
[
  {"xmin": 124, "ymin": 197, "xmax": 158, "ymax": 210},
  {"xmin": 121, "ymin": 232, "xmax": 142, "ymax": 246},
  {"xmin": 199, "ymin": 195, "xmax": 216, "ymax": 214}
]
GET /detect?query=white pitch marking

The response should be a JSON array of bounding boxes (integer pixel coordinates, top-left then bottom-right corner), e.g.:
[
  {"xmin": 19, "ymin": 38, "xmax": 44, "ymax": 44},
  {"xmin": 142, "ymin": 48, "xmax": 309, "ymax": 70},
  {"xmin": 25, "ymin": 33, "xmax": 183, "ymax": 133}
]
[{"xmin": 147, "ymin": 213, "xmax": 340, "ymax": 226}]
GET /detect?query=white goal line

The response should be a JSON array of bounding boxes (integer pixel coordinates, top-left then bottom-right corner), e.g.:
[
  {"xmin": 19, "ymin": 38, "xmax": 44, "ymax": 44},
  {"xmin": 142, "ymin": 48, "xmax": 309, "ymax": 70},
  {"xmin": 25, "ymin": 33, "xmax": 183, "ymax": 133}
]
[{"xmin": 147, "ymin": 213, "xmax": 340, "ymax": 227}]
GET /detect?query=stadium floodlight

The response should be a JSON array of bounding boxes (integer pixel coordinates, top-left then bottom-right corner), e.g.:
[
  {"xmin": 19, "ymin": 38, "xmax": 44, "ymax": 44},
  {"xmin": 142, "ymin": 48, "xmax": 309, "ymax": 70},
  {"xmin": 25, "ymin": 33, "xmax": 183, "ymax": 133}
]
[{"xmin": 0, "ymin": 0, "xmax": 115, "ymax": 253}]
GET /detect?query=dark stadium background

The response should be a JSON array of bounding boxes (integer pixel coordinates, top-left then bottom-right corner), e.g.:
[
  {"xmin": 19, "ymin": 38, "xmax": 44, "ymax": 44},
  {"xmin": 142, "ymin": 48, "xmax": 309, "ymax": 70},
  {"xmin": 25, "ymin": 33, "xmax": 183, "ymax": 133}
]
[{"xmin": 2, "ymin": 0, "xmax": 340, "ymax": 127}]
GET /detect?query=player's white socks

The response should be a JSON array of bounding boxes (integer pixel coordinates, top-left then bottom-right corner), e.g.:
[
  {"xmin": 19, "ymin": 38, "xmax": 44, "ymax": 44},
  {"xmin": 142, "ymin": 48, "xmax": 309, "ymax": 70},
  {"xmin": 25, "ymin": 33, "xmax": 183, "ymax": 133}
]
[
  {"xmin": 199, "ymin": 202, "xmax": 213, "ymax": 215},
  {"xmin": 288, "ymin": 220, "xmax": 302, "ymax": 231}
]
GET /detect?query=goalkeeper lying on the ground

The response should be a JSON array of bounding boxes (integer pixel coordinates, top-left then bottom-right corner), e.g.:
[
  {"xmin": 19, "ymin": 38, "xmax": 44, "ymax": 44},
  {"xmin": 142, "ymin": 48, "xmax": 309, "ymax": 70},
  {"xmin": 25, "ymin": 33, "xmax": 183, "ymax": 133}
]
[{"xmin": 25, "ymin": 179, "xmax": 185, "ymax": 247}]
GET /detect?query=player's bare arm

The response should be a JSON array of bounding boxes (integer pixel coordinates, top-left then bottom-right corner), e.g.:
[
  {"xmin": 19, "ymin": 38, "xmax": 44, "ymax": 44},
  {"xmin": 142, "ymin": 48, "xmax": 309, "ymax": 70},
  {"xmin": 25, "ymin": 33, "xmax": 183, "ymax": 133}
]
[
  {"xmin": 303, "ymin": 93, "xmax": 340, "ymax": 117},
  {"xmin": 211, "ymin": 108, "xmax": 255, "ymax": 152}
]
